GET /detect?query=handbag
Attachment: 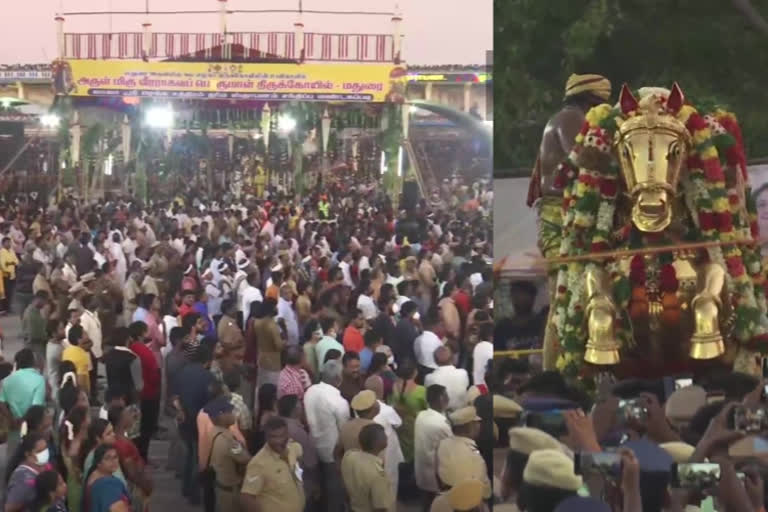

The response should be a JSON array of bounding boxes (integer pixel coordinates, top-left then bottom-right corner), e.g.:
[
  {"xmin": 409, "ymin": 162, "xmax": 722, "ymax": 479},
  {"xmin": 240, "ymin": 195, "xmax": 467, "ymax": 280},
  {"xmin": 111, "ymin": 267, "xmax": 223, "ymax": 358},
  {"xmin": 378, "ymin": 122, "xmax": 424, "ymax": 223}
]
[{"xmin": 198, "ymin": 431, "xmax": 224, "ymax": 486}]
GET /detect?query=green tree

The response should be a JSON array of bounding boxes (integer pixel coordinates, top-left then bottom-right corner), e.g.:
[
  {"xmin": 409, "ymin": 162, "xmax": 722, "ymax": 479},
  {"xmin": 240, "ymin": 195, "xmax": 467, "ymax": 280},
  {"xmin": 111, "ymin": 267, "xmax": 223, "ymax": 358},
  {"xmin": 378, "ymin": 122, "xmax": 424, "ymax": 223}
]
[{"xmin": 495, "ymin": 0, "xmax": 768, "ymax": 175}]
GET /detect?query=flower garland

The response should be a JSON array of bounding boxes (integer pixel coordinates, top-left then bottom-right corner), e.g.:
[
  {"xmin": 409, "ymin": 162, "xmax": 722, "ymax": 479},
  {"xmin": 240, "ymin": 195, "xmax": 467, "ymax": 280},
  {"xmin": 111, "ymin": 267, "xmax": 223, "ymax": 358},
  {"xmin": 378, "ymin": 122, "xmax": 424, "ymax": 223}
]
[{"xmin": 553, "ymin": 90, "xmax": 768, "ymax": 376}]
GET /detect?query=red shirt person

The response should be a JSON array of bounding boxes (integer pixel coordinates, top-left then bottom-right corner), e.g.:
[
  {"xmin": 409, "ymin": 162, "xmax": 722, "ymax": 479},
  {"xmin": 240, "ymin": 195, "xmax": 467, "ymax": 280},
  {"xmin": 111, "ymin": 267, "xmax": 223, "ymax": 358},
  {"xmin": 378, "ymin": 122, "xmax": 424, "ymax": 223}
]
[
  {"xmin": 343, "ymin": 309, "xmax": 366, "ymax": 353},
  {"xmin": 128, "ymin": 320, "xmax": 161, "ymax": 462}
]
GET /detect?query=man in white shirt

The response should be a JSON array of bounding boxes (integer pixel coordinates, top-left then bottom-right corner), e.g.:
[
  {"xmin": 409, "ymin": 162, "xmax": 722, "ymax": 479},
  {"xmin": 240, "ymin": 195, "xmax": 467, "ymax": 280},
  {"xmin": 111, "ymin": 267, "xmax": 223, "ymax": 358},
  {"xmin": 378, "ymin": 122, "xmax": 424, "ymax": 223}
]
[
  {"xmin": 357, "ymin": 244, "xmax": 371, "ymax": 274},
  {"xmin": 121, "ymin": 232, "xmax": 138, "ymax": 265},
  {"xmin": 424, "ymin": 346, "xmax": 469, "ymax": 411},
  {"xmin": 337, "ymin": 250, "xmax": 354, "ymax": 288},
  {"xmin": 414, "ymin": 322, "xmax": 443, "ymax": 374},
  {"xmin": 355, "ymin": 279, "xmax": 377, "ymax": 322},
  {"xmin": 233, "ymin": 258, "xmax": 250, "ymax": 305},
  {"xmin": 472, "ymin": 322, "xmax": 494, "ymax": 388},
  {"xmin": 374, "ymin": 399, "xmax": 404, "ymax": 498},
  {"xmin": 414, "ymin": 384, "xmax": 452, "ymax": 500},
  {"xmin": 276, "ymin": 283, "xmax": 299, "ymax": 346},
  {"xmin": 239, "ymin": 271, "xmax": 263, "ymax": 324},
  {"xmin": 304, "ymin": 360, "xmax": 349, "ymax": 512}
]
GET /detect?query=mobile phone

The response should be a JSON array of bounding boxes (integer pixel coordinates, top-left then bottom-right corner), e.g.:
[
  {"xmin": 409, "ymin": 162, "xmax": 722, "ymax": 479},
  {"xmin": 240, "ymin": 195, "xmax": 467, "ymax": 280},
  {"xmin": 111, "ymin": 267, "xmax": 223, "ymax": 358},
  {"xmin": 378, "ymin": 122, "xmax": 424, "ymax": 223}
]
[
  {"xmin": 523, "ymin": 410, "xmax": 567, "ymax": 438},
  {"xmin": 671, "ymin": 463, "xmax": 721, "ymax": 489},
  {"xmin": 675, "ymin": 378, "xmax": 693, "ymax": 391},
  {"xmin": 574, "ymin": 451, "xmax": 621, "ymax": 476},
  {"xmin": 728, "ymin": 405, "xmax": 768, "ymax": 433},
  {"xmin": 706, "ymin": 392, "xmax": 725, "ymax": 404},
  {"xmin": 617, "ymin": 398, "xmax": 648, "ymax": 424}
]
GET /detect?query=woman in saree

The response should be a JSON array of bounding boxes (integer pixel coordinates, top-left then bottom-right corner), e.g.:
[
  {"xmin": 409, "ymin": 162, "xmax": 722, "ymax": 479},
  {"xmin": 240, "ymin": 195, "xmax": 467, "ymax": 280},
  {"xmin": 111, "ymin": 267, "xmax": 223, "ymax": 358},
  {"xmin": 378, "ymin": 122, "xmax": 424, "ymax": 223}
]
[{"xmin": 84, "ymin": 444, "xmax": 131, "ymax": 512}]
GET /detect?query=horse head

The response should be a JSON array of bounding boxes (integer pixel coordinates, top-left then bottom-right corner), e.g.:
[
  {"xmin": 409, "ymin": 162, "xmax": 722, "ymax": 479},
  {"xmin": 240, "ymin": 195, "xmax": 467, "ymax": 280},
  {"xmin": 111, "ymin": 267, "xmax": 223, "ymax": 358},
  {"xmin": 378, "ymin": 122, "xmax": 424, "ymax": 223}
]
[{"xmin": 615, "ymin": 83, "xmax": 691, "ymax": 232}]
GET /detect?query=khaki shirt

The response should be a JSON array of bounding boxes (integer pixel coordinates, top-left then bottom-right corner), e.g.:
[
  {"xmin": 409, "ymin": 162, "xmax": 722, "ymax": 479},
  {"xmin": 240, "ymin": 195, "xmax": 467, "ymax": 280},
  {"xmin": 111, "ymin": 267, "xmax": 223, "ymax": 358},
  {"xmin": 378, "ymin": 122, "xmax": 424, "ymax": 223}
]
[
  {"xmin": 124, "ymin": 278, "xmax": 141, "ymax": 314},
  {"xmin": 341, "ymin": 450, "xmax": 395, "ymax": 512},
  {"xmin": 436, "ymin": 436, "xmax": 491, "ymax": 499},
  {"xmin": 142, "ymin": 275, "xmax": 160, "ymax": 296},
  {"xmin": 338, "ymin": 418, "xmax": 375, "ymax": 454},
  {"xmin": 241, "ymin": 441, "xmax": 305, "ymax": 512},
  {"xmin": 254, "ymin": 317, "xmax": 285, "ymax": 372},
  {"xmin": 218, "ymin": 315, "xmax": 245, "ymax": 349},
  {"xmin": 210, "ymin": 426, "xmax": 251, "ymax": 488},
  {"xmin": 430, "ymin": 493, "xmax": 490, "ymax": 512}
]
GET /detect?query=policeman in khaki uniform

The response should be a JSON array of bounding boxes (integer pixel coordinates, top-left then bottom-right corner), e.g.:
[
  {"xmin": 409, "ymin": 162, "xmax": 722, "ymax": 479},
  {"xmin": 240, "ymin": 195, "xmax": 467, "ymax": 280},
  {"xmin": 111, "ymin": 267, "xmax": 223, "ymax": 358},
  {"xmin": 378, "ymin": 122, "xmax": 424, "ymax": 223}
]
[
  {"xmin": 341, "ymin": 423, "xmax": 396, "ymax": 512},
  {"xmin": 240, "ymin": 416, "xmax": 305, "ymax": 512},
  {"xmin": 430, "ymin": 478, "xmax": 488, "ymax": 512},
  {"xmin": 207, "ymin": 396, "xmax": 251, "ymax": 512},
  {"xmin": 436, "ymin": 406, "xmax": 492, "ymax": 500},
  {"xmin": 335, "ymin": 390, "xmax": 379, "ymax": 459}
]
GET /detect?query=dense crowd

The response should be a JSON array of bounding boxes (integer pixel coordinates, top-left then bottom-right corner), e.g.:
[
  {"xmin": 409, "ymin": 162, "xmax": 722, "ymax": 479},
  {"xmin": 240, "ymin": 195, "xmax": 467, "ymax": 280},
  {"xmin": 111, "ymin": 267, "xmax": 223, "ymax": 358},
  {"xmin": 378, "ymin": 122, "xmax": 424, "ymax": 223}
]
[
  {"xmin": 0, "ymin": 177, "xmax": 495, "ymax": 512},
  {"xmin": 493, "ymin": 358, "xmax": 768, "ymax": 512}
]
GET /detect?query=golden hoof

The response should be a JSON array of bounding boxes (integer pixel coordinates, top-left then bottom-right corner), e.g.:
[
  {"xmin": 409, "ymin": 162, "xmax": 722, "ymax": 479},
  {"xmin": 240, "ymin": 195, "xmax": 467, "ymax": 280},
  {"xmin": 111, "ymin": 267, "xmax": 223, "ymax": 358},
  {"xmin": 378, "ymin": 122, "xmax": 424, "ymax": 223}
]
[
  {"xmin": 689, "ymin": 332, "xmax": 725, "ymax": 360},
  {"xmin": 584, "ymin": 344, "xmax": 621, "ymax": 365}
]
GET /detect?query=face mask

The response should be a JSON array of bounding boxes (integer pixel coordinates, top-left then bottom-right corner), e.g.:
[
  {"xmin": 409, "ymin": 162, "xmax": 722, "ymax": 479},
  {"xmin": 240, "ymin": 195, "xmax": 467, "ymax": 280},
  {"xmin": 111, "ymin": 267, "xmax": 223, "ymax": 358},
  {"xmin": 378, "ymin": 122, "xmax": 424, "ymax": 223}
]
[{"xmin": 35, "ymin": 448, "xmax": 50, "ymax": 465}]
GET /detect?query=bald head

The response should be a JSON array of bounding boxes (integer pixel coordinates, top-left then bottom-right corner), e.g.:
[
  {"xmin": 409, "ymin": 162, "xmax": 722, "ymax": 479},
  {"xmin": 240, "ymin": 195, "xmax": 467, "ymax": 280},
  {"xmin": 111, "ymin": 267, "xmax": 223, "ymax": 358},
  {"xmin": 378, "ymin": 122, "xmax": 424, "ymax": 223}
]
[{"xmin": 434, "ymin": 345, "xmax": 453, "ymax": 366}]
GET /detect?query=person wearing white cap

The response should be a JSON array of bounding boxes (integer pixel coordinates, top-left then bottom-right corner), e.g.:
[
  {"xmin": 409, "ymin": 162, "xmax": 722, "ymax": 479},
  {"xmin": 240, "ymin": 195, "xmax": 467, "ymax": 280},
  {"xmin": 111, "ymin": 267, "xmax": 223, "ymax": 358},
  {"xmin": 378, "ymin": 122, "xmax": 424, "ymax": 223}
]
[
  {"xmin": 240, "ymin": 271, "xmax": 263, "ymax": 325},
  {"xmin": 437, "ymin": 406, "xmax": 491, "ymax": 501},
  {"xmin": 233, "ymin": 257, "xmax": 251, "ymax": 307}
]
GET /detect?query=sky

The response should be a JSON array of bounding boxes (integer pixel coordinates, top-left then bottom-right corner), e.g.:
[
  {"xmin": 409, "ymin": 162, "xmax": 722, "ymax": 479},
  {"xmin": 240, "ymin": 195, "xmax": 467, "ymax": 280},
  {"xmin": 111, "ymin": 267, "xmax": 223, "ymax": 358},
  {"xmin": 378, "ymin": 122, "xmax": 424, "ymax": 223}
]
[{"xmin": 0, "ymin": 0, "xmax": 492, "ymax": 65}]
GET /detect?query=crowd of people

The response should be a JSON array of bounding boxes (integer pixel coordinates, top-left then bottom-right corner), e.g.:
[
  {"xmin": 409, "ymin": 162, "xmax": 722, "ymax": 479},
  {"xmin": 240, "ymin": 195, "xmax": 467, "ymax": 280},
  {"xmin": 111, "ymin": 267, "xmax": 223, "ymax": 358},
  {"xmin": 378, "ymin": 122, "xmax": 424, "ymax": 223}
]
[
  {"xmin": 493, "ymin": 358, "xmax": 768, "ymax": 512},
  {"xmin": 0, "ymin": 176, "xmax": 495, "ymax": 512}
]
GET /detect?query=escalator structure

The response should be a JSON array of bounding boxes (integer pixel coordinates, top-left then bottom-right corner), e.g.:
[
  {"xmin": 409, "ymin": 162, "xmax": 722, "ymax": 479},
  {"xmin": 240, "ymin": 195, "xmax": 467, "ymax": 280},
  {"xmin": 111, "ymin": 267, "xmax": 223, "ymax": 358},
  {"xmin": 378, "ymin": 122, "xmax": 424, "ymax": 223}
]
[{"xmin": 401, "ymin": 137, "xmax": 435, "ymax": 199}]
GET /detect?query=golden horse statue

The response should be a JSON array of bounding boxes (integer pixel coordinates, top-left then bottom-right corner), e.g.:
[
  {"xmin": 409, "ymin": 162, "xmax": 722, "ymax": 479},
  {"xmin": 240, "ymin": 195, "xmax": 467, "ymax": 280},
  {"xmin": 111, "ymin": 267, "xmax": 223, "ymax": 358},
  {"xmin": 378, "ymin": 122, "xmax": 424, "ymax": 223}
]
[{"xmin": 547, "ymin": 83, "xmax": 768, "ymax": 379}]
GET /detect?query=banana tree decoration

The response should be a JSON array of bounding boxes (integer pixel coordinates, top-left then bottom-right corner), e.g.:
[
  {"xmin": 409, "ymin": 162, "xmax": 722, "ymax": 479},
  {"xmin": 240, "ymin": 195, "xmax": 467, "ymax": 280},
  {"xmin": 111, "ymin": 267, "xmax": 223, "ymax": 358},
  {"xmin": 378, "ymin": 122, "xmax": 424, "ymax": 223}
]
[
  {"xmin": 261, "ymin": 103, "xmax": 271, "ymax": 152},
  {"xmin": 122, "ymin": 115, "xmax": 132, "ymax": 162},
  {"xmin": 70, "ymin": 110, "xmax": 81, "ymax": 166}
]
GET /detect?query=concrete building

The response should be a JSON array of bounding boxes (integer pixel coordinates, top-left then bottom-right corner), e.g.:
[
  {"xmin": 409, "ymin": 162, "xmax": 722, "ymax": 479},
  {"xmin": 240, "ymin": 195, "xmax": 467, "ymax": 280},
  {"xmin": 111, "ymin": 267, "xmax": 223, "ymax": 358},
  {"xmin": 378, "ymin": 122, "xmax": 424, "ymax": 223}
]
[{"xmin": 405, "ymin": 65, "xmax": 492, "ymax": 119}]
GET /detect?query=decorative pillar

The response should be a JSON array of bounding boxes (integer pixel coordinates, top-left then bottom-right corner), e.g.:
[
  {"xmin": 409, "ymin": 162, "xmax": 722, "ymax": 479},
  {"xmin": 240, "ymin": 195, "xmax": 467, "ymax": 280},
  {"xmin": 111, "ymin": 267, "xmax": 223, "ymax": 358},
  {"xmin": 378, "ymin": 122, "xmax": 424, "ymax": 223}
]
[
  {"xmin": 391, "ymin": 4, "xmax": 403, "ymax": 64},
  {"xmin": 424, "ymin": 82, "xmax": 433, "ymax": 101},
  {"xmin": 55, "ymin": 14, "xmax": 65, "ymax": 59},
  {"xmin": 352, "ymin": 137, "xmax": 359, "ymax": 172},
  {"xmin": 15, "ymin": 82, "xmax": 24, "ymax": 101},
  {"xmin": 218, "ymin": 0, "xmax": 229, "ymax": 59},
  {"xmin": 401, "ymin": 103, "xmax": 410, "ymax": 139},
  {"xmin": 321, "ymin": 107, "xmax": 331, "ymax": 154},
  {"xmin": 122, "ymin": 115, "xmax": 131, "ymax": 162},
  {"xmin": 294, "ymin": 13, "xmax": 305, "ymax": 62},
  {"xmin": 261, "ymin": 103, "xmax": 271, "ymax": 152},
  {"xmin": 70, "ymin": 111, "xmax": 81, "ymax": 166},
  {"xmin": 463, "ymin": 82, "xmax": 472, "ymax": 112},
  {"xmin": 142, "ymin": 22, "xmax": 152, "ymax": 57}
]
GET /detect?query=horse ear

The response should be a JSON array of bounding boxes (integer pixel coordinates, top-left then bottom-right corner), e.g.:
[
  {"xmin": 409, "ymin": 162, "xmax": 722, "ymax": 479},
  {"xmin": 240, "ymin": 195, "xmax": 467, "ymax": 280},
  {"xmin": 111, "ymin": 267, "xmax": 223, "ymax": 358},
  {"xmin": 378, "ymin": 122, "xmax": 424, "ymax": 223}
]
[
  {"xmin": 619, "ymin": 84, "xmax": 638, "ymax": 115},
  {"xmin": 667, "ymin": 82, "xmax": 685, "ymax": 115}
]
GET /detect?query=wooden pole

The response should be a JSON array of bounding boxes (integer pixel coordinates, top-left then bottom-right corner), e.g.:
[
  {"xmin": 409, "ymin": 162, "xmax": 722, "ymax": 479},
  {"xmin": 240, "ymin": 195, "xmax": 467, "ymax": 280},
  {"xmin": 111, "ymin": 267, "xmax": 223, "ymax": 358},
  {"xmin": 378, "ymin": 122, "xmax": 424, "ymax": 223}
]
[{"xmin": 543, "ymin": 238, "xmax": 760, "ymax": 266}]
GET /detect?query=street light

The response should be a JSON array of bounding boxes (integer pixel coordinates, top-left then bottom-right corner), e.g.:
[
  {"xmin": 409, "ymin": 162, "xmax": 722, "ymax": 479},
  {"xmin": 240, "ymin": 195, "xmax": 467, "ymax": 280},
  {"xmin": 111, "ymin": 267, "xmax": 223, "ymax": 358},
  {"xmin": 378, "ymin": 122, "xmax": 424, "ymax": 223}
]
[
  {"xmin": 41, "ymin": 114, "xmax": 60, "ymax": 128},
  {"xmin": 278, "ymin": 115, "xmax": 296, "ymax": 134},
  {"xmin": 104, "ymin": 154, "xmax": 114, "ymax": 176},
  {"xmin": 144, "ymin": 106, "xmax": 174, "ymax": 128}
]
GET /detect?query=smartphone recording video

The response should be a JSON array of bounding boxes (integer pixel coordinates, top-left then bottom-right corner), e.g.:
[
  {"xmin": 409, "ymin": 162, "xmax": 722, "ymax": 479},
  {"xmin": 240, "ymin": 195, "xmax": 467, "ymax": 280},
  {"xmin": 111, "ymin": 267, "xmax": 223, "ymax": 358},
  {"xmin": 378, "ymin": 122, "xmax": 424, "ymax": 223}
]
[
  {"xmin": 617, "ymin": 398, "xmax": 648, "ymax": 424},
  {"xmin": 671, "ymin": 463, "xmax": 721, "ymax": 489},
  {"xmin": 522, "ymin": 410, "xmax": 567, "ymax": 438},
  {"xmin": 675, "ymin": 378, "xmax": 693, "ymax": 391},
  {"xmin": 729, "ymin": 405, "xmax": 768, "ymax": 433},
  {"xmin": 574, "ymin": 452, "xmax": 621, "ymax": 476}
]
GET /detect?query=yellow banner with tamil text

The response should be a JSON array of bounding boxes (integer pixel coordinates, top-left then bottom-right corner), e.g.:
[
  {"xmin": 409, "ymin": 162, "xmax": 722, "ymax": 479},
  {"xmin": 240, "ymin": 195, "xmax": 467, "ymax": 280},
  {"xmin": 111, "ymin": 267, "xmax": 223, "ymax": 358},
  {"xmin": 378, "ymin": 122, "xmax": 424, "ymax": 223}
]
[{"xmin": 56, "ymin": 59, "xmax": 406, "ymax": 102}]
